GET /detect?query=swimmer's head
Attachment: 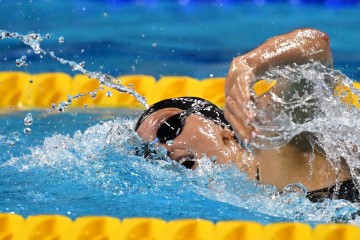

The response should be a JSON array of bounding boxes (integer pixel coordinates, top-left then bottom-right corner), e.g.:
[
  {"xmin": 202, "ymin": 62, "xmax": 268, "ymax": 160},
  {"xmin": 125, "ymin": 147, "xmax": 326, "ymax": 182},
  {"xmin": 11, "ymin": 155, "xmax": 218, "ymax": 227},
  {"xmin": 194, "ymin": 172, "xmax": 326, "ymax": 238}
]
[
  {"xmin": 135, "ymin": 97, "xmax": 242, "ymax": 169},
  {"xmin": 135, "ymin": 97, "xmax": 232, "ymax": 132}
]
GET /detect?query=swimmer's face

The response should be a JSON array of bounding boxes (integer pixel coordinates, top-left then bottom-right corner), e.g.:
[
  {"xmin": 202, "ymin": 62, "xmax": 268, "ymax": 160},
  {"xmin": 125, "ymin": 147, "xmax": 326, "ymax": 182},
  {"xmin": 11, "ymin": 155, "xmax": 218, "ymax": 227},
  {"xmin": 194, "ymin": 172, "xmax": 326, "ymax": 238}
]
[{"xmin": 136, "ymin": 108, "xmax": 241, "ymax": 169}]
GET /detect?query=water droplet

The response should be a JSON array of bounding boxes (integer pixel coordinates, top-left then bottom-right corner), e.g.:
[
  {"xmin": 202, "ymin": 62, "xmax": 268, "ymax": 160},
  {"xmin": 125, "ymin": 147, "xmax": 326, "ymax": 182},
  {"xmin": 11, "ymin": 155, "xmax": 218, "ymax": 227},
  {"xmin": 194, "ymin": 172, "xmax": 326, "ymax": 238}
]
[
  {"xmin": 57, "ymin": 102, "xmax": 66, "ymax": 112},
  {"xmin": 141, "ymin": 34, "xmax": 146, "ymax": 38},
  {"xmin": 209, "ymin": 74, "xmax": 214, "ymax": 78},
  {"xmin": 29, "ymin": 79, "xmax": 33, "ymax": 83},
  {"xmin": 106, "ymin": 91, "xmax": 112, "ymax": 97},
  {"xmin": 15, "ymin": 55, "xmax": 27, "ymax": 67},
  {"xmin": 0, "ymin": 30, "xmax": 147, "ymax": 109},
  {"xmin": 23, "ymin": 128, "xmax": 31, "ymax": 134},
  {"xmin": 84, "ymin": 104, "xmax": 88, "ymax": 108},
  {"xmin": 67, "ymin": 95, "xmax": 72, "ymax": 103},
  {"xmin": 81, "ymin": 49, "xmax": 85, "ymax": 53},
  {"xmin": 152, "ymin": 42, "xmax": 157, "ymax": 47},
  {"xmin": 51, "ymin": 103, "xmax": 56, "ymax": 108},
  {"xmin": 103, "ymin": 12, "xmax": 108, "ymax": 17},
  {"xmin": 24, "ymin": 113, "xmax": 33, "ymax": 126}
]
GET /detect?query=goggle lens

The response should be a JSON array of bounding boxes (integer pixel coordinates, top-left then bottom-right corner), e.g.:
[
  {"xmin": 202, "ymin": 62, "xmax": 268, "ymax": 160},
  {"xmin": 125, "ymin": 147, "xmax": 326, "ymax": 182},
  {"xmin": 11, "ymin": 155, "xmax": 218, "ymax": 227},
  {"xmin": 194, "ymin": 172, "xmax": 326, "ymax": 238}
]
[{"xmin": 156, "ymin": 113, "xmax": 184, "ymax": 143}]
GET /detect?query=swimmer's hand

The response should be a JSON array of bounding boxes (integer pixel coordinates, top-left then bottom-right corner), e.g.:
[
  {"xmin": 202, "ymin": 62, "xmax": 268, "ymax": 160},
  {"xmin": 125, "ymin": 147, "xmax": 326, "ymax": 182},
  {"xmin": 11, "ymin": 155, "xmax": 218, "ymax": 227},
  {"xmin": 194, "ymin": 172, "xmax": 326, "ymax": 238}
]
[
  {"xmin": 224, "ymin": 29, "xmax": 333, "ymax": 145},
  {"xmin": 224, "ymin": 59, "xmax": 257, "ymax": 144}
]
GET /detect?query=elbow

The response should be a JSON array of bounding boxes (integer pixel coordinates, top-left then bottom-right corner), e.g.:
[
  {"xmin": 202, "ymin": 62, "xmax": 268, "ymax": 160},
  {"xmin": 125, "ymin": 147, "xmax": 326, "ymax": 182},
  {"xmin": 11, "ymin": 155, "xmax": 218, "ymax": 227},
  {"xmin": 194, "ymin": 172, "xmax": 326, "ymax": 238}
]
[
  {"xmin": 296, "ymin": 28, "xmax": 333, "ymax": 66},
  {"xmin": 311, "ymin": 28, "xmax": 330, "ymax": 44},
  {"xmin": 320, "ymin": 31, "xmax": 330, "ymax": 44},
  {"xmin": 297, "ymin": 28, "xmax": 330, "ymax": 44}
]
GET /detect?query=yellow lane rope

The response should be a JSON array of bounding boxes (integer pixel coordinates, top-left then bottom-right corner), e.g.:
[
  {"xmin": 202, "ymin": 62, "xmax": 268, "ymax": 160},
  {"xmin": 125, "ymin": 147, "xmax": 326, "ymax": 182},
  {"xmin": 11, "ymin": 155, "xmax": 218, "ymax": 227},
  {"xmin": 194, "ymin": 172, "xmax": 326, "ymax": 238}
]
[
  {"xmin": 1, "ymin": 213, "xmax": 359, "ymax": 240},
  {"xmin": 1, "ymin": 72, "xmax": 360, "ymax": 237},
  {"xmin": 0, "ymin": 72, "xmax": 359, "ymax": 109}
]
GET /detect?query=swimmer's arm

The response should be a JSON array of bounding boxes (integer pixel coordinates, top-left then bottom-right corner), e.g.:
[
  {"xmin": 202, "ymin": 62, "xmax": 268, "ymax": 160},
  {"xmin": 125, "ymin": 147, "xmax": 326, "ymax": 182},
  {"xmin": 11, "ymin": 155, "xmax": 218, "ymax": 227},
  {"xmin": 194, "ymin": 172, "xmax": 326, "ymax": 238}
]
[
  {"xmin": 224, "ymin": 28, "xmax": 333, "ymax": 143},
  {"xmin": 238, "ymin": 28, "xmax": 333, "ymax": 76}
]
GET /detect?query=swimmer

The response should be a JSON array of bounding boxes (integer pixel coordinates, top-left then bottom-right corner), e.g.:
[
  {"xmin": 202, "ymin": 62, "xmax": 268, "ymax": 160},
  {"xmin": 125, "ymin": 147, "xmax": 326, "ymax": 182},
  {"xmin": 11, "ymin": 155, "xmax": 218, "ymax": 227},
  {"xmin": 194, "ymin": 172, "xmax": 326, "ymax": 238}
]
[{"xmin": 135, "ymin": 28, "xmax": 360, "ymax": 203}]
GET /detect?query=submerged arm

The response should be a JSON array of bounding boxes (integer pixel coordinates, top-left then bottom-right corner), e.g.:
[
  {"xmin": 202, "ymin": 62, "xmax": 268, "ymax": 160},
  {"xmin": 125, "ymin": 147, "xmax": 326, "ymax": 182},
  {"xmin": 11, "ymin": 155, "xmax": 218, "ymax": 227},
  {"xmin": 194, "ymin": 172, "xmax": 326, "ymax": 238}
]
[{"xmin": 224, "ymin": 28, "xmax": 333, "ymax": 143}]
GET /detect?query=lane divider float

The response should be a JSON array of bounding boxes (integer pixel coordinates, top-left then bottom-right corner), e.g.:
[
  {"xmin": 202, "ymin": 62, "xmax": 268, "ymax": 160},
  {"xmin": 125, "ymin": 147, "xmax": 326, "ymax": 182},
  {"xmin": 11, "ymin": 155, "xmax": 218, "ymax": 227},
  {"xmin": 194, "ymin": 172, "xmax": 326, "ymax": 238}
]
[
  {"xmin": 1, "ymin": 213, "xmax": 360, "ymax": 240},
  {"xmin": 1, "ymin": 72, "xmax": 359, "ymax": 109}
]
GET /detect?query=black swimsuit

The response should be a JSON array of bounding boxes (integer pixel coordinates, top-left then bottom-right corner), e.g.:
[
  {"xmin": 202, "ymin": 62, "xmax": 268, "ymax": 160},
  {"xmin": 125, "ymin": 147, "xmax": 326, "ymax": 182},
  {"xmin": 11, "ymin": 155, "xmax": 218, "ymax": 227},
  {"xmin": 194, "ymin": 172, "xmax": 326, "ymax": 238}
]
[
  {"xmin": 306, "ymin": 180, "xmax": 360, "ymax": 203},
  {"xmin": 256, "ymin": 164, "xmax": 360, "ymax": 203}
]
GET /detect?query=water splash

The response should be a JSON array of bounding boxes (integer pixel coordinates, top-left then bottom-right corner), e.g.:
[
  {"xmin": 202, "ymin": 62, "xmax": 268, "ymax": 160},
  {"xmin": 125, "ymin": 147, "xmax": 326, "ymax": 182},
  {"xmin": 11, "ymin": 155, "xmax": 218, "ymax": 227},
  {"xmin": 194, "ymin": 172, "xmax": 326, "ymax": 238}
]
[
  {"xmin": 0, "ymin": 30, "xmax": 148, "ymax": 110},
  {"xmin": 3, "ymin": 113, "xmax": 359, "ymax": 223},
  {"xmin": 251, "ymin": 62, "xmax": 360, "ymax": 149},
  {"xmin": 250, "ymin": 62, "xmax": 360, "ymax": 191}
]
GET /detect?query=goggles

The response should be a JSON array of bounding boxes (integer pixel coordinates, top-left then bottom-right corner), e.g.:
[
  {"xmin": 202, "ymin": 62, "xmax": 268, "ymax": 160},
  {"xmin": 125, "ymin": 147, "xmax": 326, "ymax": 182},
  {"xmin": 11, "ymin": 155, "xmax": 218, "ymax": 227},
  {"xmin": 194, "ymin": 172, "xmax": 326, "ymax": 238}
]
[
  {"xmin": 156, "ymin": 110, "xmax": 192, "ymax": 143},
  {"xmin": 135, "ymin": 110, "xmax": 196, "ymax": 169}
]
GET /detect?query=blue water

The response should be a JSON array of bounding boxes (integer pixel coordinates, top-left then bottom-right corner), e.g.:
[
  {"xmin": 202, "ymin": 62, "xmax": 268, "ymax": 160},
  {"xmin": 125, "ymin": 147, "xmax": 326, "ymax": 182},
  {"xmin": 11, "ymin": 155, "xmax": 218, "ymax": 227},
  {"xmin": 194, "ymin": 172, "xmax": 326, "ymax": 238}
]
[
  {"xmin": 0, "ymin": 1, "xmax": 359, "ymax": 79},
  {"xmin": 1, "ymin": 109, "xmax": 360, "ymax": 225},
  {"xmin": 1, "ymin": 0, "xmax": 360, "ymax": 225},
  {"xmin": 0, "ymin": 109, "xmax": 283, "ymax": 223}
]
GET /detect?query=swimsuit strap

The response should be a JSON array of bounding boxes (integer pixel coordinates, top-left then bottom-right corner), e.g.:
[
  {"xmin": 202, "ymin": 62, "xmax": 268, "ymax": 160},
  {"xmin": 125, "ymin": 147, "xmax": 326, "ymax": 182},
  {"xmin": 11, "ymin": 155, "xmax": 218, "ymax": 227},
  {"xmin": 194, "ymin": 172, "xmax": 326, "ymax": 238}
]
[
  {"xmin": 306, "ymin": 179, "xmax": 360, "ymax": 203},
  {"xmin": 256, "ymin": 163, "xmax": 260, "ymax": 181}
]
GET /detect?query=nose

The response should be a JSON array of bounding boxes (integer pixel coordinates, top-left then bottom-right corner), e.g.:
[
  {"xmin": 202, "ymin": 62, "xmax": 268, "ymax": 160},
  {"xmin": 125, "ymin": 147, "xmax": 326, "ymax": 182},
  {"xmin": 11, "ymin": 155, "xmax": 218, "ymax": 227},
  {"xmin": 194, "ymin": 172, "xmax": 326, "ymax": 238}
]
[
  {"xmin": 158, "ymin": 142, "xmax": 176, "ymax": 159},
  {"xmin": 161, "ymin": 142, "xmax": 188, "ymax": 161},
  {"xmin": 159, "ymin": 142, "xmax": 172, "ymax": 152}
]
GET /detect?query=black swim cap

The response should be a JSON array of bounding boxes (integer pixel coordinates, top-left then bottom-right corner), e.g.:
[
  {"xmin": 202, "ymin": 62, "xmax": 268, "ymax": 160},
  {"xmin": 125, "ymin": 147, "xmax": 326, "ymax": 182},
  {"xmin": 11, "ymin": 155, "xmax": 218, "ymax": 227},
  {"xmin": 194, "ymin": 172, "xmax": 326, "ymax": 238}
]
[{"xmin": 134, "ymin": 97, "xmax": 232, "ymax": 131}]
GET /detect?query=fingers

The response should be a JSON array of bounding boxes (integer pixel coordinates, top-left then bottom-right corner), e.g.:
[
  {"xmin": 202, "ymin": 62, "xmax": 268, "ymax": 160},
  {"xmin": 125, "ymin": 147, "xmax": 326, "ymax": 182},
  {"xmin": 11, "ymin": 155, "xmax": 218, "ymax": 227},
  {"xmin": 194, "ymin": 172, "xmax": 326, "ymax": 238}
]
[
  {"xmin": 225, "ymin": 95, "xmax": 250, "ymax": 127},
  {"xmin": 225, "ymin": 59, "xmax": 258, "ymax": 144},
  {"xmin": 224, "ymin": 106, "xmax": 253, "ymax": 144},
  {"xmin": 227, "ymin": 84, "xmax": 253, "ymax": 123},
  {"xmin": 225, "ymin": 92, "xmax": 257, "ymax": 143}
]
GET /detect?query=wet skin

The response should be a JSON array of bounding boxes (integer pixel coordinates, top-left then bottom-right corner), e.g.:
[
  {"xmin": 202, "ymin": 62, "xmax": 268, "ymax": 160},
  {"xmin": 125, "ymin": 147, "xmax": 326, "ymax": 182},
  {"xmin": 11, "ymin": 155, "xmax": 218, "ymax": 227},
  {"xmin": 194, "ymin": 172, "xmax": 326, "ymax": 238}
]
[
  {"xmin": 225, "ymin": 28, "xmax": 333, "ymax": 144},
  {"xmin": 136, "ymin": 28, "xmax": 352, "ymax": 192},
  {"xmin": 136, "ymin": 108, "xmax": 247, "ymax": 170},
  {"xmin": 136, "ymin": 105, "xmax": 351, "ymax": 192}
]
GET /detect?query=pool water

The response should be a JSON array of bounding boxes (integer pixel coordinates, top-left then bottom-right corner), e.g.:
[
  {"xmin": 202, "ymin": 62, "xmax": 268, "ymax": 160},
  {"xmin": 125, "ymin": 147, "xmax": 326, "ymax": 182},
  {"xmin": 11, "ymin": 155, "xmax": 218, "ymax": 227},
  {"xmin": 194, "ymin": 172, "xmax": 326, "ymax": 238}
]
[
  {"xmin": 1, "ymin": 109, "xmax": 282, "ymax": 223},
  {"xmin": 1, "ymin": 0, "xmax": 360, "ymax": 225},
  {"xmin": 1, "ymin": 108, "xmax": 360, "ymax": 225},
  {"xmin": 0, "ymin": 1, "xmax": 359, "ymax": 79}
]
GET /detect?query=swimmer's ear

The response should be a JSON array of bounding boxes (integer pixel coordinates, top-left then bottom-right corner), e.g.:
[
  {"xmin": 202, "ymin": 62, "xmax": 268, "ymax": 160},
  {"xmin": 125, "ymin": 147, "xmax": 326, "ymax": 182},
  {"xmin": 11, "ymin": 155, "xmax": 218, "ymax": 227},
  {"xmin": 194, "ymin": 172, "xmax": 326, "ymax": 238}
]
[{"xmin": 221, "ymin": 127, "xmax": 235, "ymax": 140}]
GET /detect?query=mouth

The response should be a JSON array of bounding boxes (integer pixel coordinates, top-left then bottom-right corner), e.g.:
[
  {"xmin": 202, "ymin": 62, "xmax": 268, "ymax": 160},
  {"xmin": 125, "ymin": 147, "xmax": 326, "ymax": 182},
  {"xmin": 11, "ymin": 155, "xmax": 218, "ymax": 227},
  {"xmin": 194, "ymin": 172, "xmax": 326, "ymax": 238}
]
[
  {"xmin": 178, "ymin": 157, "xmax": 196, "ymax": 169},
  {"xmin": 170, "ymin": 153, "xmax": 196, "ymax": 169}
]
